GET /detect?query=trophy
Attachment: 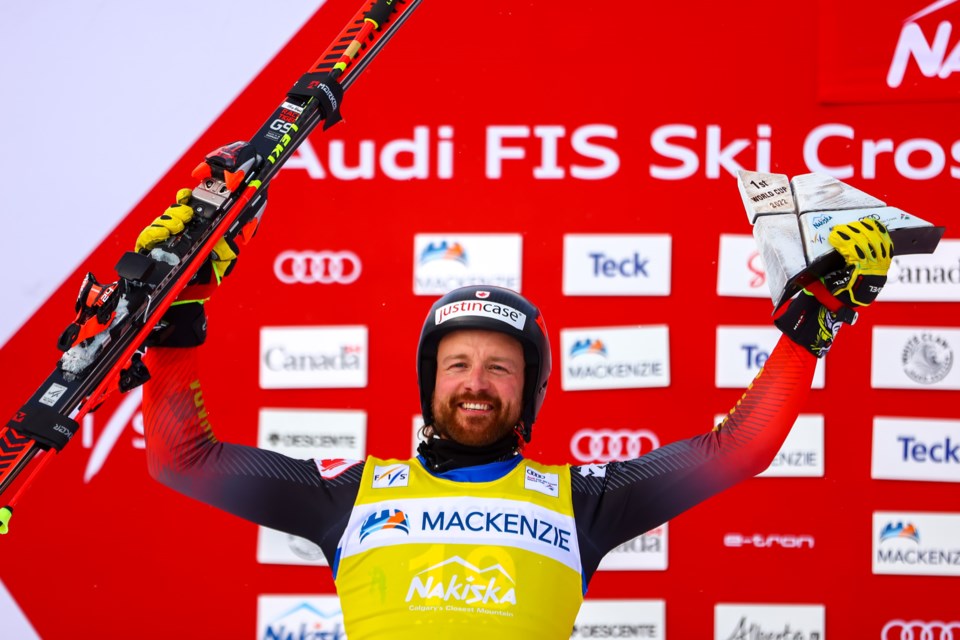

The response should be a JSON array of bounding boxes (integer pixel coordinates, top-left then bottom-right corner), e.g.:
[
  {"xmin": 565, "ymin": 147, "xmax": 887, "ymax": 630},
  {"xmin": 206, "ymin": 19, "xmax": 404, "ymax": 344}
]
[{"xmin": 738, "ymin": 170, "xmax": 946, "ymax": 309}]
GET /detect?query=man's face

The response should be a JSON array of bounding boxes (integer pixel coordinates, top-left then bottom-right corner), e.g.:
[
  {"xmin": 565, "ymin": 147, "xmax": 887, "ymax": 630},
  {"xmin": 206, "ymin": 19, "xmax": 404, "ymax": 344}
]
[{"xmin": 431, "ymin": 329, "xmax": 525, "ymax": 446}]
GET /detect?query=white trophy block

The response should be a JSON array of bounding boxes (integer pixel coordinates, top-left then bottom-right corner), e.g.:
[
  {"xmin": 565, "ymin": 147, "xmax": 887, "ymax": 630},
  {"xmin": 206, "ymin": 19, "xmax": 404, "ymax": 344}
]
[{"xmin": 738, "ymin": 170, "xmax": 945, "ymax": 308}]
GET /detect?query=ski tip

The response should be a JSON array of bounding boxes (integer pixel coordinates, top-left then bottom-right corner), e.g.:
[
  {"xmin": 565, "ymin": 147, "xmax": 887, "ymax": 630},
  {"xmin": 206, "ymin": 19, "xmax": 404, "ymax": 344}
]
[{"xmin": 0, "ymin": 506, "xmax": 11, "ymax": 535}]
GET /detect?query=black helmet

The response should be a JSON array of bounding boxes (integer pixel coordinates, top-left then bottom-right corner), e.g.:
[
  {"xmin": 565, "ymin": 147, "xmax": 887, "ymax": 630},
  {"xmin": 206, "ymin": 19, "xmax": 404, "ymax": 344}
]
[{"xmin": 417, "ymin": 285, "xmax": 551, "ymax": 442}]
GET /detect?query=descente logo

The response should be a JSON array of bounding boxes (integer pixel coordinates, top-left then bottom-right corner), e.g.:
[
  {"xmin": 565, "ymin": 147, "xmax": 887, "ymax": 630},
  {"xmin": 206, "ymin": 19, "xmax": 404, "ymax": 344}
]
[{"xmin": 435, "ymin": 300, "xmax": 526, "ymax": 330}]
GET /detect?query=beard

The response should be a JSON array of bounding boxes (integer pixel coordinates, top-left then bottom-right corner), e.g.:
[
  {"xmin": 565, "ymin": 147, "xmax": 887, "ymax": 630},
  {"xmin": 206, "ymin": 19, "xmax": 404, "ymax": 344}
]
[{"xmin": 430, "ymin": 391, "xmax": 521, "ymax": 447}]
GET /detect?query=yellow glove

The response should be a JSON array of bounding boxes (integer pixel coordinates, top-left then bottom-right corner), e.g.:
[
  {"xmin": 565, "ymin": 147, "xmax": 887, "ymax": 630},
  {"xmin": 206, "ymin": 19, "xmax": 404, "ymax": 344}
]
[
  {"xmin": 826, "ymin": 219, "xmax": 894, "ymax": 306},
  {"xmin": 135, "ymin": 188, "xmax": 237, "ymax": 282}
]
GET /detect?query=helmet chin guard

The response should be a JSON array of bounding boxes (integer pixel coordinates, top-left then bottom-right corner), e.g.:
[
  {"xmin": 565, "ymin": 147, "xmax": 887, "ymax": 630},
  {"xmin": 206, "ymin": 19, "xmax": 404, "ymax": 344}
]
[{"xmin": 417, "ymin": 286, "xmax": 551, "ymax": 442}]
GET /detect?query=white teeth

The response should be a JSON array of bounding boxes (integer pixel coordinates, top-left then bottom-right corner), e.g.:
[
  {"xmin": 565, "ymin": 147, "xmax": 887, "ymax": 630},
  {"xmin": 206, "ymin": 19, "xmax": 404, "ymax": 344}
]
[{"xmin": 461, "ymin": 402, "xmax": 491, "ymax": 410}]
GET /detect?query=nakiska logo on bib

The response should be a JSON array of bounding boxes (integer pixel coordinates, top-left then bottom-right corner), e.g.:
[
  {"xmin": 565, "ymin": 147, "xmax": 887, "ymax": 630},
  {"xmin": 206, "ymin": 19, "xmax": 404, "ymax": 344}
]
[
  {"xmin": 405, "ymin": 556, "xmax": 517, "ymax": 612},
  {"xmin": 435, "ymin": 299, "xmax": 527, "ymax": 331},
  {"xmin": 524, "ymin": 467, "xmax": 559, "ymax": 497},
  {"xmin": 372, "ymin": 464, "xmax": 409, "ymax": 488},
  {"xmin": 359, "ymin": 508, "xmax": 410, "ymax": 542}
]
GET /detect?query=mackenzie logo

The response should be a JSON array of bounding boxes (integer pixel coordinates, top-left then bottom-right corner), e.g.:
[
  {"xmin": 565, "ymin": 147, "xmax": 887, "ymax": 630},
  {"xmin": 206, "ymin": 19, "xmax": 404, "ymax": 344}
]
[
  {"xmin": 419, "ymin": 241, "xmax": 467, "ymax": 266},
  {"xmin": 873, "ymin": 511, "xmax": 960, "ymax": 576},
  {"xmin": 359, "ymin": 508, "xmax": 410, "ymax": 542},
  {"xmin": 561, "ymin": 327, "xmax": 670, "ymax": 391},
  {"xmin": 413, "ymin": 234, "xmax": 522, "ymax": 296},
  {"xmin": 570, "ymin": 339, "xmax": 607, "ymax": 358},
  {"xmin": 880, "ymin": 521, "xmax": 920, "ymax": 544}
]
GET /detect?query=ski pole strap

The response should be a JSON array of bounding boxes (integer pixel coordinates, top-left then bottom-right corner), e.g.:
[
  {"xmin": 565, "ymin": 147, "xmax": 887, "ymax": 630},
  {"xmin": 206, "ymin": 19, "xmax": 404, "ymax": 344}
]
[
  {"xmin": 288, "ymin": 75, "xmax": 344, "ymax": 130},
  {"xmin": 805, "ymin": 279, "xmax": 858, "ymax": 325},
  {"xmin": 7, "ymin": 404, "xmax": 79, "ymax": 452}
]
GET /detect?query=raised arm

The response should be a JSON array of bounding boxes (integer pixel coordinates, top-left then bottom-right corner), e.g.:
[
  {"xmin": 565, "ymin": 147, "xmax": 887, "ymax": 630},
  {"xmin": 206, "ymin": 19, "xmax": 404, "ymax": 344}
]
[
  {"xmin": 572, "ymin": 220, "xmax": 894, "ymax": 580},
  {"xmin": 136, "ymin": 187, "xmax": 361, "ymax": 560}
]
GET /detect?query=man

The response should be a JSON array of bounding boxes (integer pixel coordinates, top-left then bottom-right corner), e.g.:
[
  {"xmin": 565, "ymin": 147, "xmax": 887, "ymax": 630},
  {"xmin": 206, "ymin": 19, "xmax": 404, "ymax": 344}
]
[{"xmin": 139, "ymin": 188, "xmax": 893, "ymax": 638}]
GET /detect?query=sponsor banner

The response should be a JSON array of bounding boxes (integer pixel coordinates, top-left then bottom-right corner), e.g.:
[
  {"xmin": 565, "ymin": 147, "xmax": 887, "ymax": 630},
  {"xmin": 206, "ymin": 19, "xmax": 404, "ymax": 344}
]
[
  {"xmin": 435, "ymin": 298, "xmax": 527, "ymax": 330},
  {"xmin": 413, "ymin": 234, "xmax": 522, "ymax": 295},
  {"xmin": 882, "ymin": 619, "xmax": 960, "ymax": 640},
  {"xmin": 717, "ymin": 234, "xmax": 769, "ymax": 298},
  {"xmin": 714, "ymin": 603, "xmax": 825, "ymax": 640},
  {"xmin": 373, "ymin": 464, "xmax": 411, "ymax": 488},
  {"xmin": 722, "ymin": 532, "xmax": 815, "ymax": 550},
  {"xmin": 873, "ymin": 511, "xmax": 960, "ymax": 576},
  {"xmin": 873, "ymin": 416, "xmax": 960, "ymax": 483},
  {"xmin": 572, "ymin": 599, "xmax": 665, "ymax": 639},
  {"xmin": 560, "ymin": 326, "xmax": 670, "ymax": 391},
  {"xmin": 597, "ymin": 524, "xmax": 668, "ymax": 571},
  {"xmin": 819, "ymin": 1, "xmax": 960, "ymax": 103},
  {"xmin": 716, "ymin": 327, "xmax": 826, "ymax": 389},
  {"xmin": 256, "ymin": 408, "xmax": 366, "ymax": 566},
  {"xmin": 714, "ymin": 414, "xmax": 824, "ymax": 477},
  {"xmin": 259, "ymin": 325, "xmax": 368, "ymax": 389},
  {"xmin": 273, "ymin": 249, "xmax": 362, "ymax": 285},
  {"xmin": 257, "ymin": 595, "xmax": 345, "ymax": 640},
  {"xmin": 524, "ymin": 466, "xmax": 559, "ymax": 497},
  {"xmin": 570, "ymin": 427, "xmax": 660, "ymax": 464},
  {"xmin": 872, "ymin": 327, "xmax": 960, "ymax": 389},
  {"xmin": 883, "ymin": 240, "xmax": 960, "ymax": 301},
  {"xmin": 339, "ymin": 496, "xmax": 580, "ymax": 573},
  {"xmin": 562, "ymin": 234, "xmax": 671, "ymax": 296}
]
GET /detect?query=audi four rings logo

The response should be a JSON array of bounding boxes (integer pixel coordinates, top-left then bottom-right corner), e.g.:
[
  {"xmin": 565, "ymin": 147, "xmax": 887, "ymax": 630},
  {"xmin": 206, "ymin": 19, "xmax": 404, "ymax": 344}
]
[
  {"xmin": 570, "ymin": 428, "xmax": 660, "ymax": 463},
  {"xmin": 274, "ymin": 250, "xmax": 362, "ymax": 285},
  {"xmin": 882, "ymin": 620, "xmax": 960, "ymax": 640}
]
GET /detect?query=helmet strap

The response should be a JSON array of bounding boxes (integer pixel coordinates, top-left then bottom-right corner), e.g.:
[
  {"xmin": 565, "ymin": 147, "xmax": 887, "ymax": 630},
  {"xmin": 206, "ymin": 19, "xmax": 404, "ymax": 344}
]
[{"xmin": 513, "ymin": 423, "xmax": 528, "ymax": 450}]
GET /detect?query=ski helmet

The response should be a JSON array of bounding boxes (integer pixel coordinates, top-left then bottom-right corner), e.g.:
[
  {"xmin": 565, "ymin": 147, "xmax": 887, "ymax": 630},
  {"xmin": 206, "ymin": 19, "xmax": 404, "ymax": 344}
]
[{"xmin": 417, "ymin": 285, "xmax": 551, "ymax": 442}]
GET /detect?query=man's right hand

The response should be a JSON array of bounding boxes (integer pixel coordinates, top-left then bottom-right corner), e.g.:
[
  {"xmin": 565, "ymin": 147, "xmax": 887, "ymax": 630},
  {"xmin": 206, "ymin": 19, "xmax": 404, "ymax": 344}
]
[
  {"xmin": 138, "ymin": 167, "xmax": 266, "ymax": 347},
  {"xmin": 136, "ymin": 188, "xmax": 243, "ymax": 303}
]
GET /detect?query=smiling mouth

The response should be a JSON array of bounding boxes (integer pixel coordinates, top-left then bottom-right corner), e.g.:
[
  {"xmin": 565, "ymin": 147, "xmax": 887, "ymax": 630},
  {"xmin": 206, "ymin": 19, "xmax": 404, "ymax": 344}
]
[{"xmin": 460, "ymin": 401, "xmax": 493, "ymax": 411}]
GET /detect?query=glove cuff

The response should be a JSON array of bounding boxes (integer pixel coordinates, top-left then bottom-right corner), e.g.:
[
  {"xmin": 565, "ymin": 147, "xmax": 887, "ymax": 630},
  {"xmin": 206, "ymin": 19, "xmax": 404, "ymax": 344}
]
[
  {"xmin": 145, "ymin": 302, "xmax": 208, "ymax": 348},
  {"xmin": 774, "ymin": 291, "xmax": 855, "ymax": 358}
]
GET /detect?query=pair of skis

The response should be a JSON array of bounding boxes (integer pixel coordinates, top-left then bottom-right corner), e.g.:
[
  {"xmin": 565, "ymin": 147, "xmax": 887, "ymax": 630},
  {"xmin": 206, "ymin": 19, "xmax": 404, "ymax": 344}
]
[{"xmin": 0, "ymin": 0, "xmax": 422, "ymax": 534}]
